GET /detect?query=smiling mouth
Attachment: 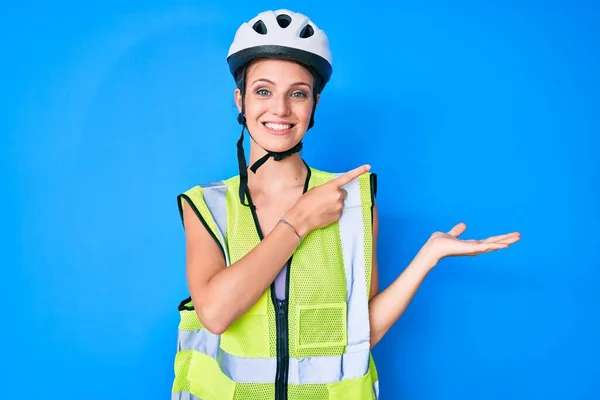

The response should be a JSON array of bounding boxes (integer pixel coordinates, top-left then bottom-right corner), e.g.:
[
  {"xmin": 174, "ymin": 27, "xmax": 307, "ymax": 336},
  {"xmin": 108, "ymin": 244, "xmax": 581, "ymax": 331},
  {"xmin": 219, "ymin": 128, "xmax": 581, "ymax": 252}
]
[{"xmin": 262, "ymin": 122, "xmax": 295, "ymax": 132}]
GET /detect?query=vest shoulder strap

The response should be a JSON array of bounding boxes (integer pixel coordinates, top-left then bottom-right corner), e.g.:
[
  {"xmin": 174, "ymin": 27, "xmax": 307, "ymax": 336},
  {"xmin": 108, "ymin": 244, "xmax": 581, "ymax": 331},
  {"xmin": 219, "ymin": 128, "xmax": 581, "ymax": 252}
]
[{"xmin": 177, "ymin": 181, "xmax": 230, "ymax": 265}]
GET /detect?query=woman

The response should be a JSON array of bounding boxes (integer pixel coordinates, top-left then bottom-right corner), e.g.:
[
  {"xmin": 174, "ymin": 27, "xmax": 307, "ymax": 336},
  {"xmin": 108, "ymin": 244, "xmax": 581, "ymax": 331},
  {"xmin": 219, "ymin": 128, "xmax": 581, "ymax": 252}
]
[{"xmin": 171, "ymin": 9, "xmax": 520, "ymax": 400}]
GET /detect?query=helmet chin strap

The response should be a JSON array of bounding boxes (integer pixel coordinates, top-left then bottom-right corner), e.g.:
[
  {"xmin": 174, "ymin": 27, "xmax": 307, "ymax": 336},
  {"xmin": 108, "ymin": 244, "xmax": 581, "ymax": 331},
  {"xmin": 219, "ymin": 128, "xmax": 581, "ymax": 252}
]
[
  {"xmin": 235, "ymin": 68, "xmax": 317, "ymax": 206},
  {"xmin": 236, "ymin": 113, "xmax": 304, "ymax": 206}
]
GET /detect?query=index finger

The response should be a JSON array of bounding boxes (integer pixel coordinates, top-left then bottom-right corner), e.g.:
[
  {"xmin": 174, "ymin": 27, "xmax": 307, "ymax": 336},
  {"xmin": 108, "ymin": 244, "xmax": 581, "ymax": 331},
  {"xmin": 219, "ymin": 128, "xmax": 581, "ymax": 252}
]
[{"xmin": 332, "ymin": 164, "xmax": 371, "ymax": 187}]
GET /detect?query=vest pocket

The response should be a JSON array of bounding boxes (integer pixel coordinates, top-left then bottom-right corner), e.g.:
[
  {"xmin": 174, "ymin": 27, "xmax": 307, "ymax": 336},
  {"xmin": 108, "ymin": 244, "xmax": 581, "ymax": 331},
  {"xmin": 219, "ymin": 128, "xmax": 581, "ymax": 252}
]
[
  {"xmin": 187, "ymin": 351, "xmax": 236, "ymax": 400},
  {"xmin": 296, "ymin": 303, "xmax": 347, "ymax": 349},
  {"xmin": 326, "ymin": 366, "xmax": 375, "ymax": 400},
  {"xmin": 220, "ymin": 291, "xmax": 270, "ymax": 357}
]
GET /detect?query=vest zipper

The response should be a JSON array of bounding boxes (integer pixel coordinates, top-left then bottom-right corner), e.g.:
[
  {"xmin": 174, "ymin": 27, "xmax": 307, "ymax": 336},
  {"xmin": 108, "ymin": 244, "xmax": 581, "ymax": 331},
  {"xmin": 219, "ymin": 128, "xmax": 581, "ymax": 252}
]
[
  {"xmin": 244, "ymin": 163, "xmax": 310, "ymax": 400},
  {"xmin": 274, "ymin": 295, "xmax": 289, "ymax": 400},
  {"xmin": 273, "ymin": 258, "xmax": 291, "ymax": 400}
]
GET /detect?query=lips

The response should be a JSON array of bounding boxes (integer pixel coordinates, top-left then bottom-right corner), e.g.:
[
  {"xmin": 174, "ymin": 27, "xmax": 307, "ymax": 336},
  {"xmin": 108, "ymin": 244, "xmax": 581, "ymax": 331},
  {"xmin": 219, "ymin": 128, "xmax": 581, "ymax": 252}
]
[{"xmin": 262, "ymin": 121, "xmax": 296, "ymax": 134}]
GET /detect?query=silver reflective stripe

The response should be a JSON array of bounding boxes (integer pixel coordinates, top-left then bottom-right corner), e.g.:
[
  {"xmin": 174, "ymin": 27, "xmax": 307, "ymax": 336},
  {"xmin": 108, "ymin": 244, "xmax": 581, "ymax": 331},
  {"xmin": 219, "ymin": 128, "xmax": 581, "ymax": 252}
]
[
  {"xmin": 200, "ymin": 182, "xmax": 229, "ymax": 266},
  {"xmin": 179, "ymin": 328, "xmax": 370, "ymax": 384},
  {"xmin": 219, "ymin": 347, "xmax": 275, "ymax": 383},
  {"xmin": 179, "ymin": 328, "xmax": 274, "ymax": 382},
  {"xmin": 177, "ymin": 326, "xmax": 220, "ymax": 355},
  {"xmin": 373, "ymin": 379, "xmax": 380, "ymax": 399},
  {"xmin": 172, "ymin": 391, "xmax": 201, "ymax": 400},
  {"xmin": 336, "ymin": 175, "xmax": 371, "ymax": 355},
  {"xmin": 289, "ymin": 349, "xmax": 370, "ymax": 384}
]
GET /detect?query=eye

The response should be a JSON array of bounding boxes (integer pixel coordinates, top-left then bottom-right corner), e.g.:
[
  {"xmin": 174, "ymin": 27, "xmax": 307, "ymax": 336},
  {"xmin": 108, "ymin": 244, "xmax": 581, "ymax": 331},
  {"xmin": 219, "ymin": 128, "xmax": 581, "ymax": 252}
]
[
  {"xmin": 291, "ymin": 91, "xmax": 308, "ymax": 98},
  {"xmin": 256, "ymin": 88, "xmax": 271, "ymax": 96}
]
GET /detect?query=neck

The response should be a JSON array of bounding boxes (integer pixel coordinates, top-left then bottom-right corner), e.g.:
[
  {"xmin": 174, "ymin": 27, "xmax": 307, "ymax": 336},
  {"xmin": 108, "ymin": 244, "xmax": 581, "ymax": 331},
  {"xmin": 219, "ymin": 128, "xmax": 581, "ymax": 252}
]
[{"xmin": 247, "ymin": 147, "xmax": 307, "ymax": 194}]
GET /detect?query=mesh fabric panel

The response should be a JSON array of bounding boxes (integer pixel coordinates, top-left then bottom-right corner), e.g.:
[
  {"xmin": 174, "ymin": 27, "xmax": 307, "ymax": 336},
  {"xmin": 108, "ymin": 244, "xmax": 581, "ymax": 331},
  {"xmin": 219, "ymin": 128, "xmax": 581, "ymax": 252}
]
[
  {"xmin": 297, "ymin": 304, "xmax": 346, "ymax": 348},
  {"xmin": 288, "ymin": 384, "xmax": 329, "ymax": 399},
  {"xmin": 179, "ymin": 308, "xmax": 204, "ymax": 331},
  {"xmin": 359, "ymin": 172, "xmax": 374, "ymax": 297},
  {"xmin": 220, "ymin": 176, "xmax": 276, "ymax": 359},
  {"xmin": 370, "ymin": 353, "xmax": 379, "ymax": 384},
  {"xmin": 172, "ymin": 350, "xmax": 193, "ymax": 393},
  {"xmin": 289, "ymin": 170, "xmax": 347, "ymax": 358},
  {"xmin": 233, "ymin": 383, "xmax": 275, "ymax": 399}
]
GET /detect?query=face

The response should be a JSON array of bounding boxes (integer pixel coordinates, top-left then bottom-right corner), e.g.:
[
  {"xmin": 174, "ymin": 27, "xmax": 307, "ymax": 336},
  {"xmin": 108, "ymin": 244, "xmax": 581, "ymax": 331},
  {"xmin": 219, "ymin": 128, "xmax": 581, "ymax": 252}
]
[{"xmin": 235, "ymin": 58, "xmax": 319, "ymax": 153}]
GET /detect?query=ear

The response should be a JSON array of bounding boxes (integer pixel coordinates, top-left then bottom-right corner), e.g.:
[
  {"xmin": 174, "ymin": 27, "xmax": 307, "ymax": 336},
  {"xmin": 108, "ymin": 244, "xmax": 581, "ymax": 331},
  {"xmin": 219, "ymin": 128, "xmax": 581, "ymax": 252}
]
[
  {"xmin": 315, "ymin": 93, "xmax": 320, "ymax": 106},
  {"xmin": 234, "ymin": 88, "xmax": 242, "ymax": 113}
]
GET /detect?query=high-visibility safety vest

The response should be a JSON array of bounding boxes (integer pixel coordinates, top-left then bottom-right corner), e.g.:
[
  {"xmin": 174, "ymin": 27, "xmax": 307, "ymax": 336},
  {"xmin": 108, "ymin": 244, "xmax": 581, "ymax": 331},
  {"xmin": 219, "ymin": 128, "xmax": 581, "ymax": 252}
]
[{"xmin": 172, "ymin": 166, "xmax": 380, "ymax": 400}]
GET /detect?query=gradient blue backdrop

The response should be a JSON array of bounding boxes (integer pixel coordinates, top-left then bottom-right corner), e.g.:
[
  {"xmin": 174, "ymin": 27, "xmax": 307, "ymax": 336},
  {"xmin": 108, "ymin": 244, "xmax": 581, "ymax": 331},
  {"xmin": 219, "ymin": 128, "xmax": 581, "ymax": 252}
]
[{"xmin": 2, "ymin": 0, "xmax": 598, "ymax": 398}]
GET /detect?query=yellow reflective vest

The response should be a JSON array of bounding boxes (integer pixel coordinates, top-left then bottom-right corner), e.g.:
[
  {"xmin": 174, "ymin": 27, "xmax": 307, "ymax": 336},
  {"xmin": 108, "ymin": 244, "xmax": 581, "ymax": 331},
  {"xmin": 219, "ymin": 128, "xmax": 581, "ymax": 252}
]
[{"xmin": 172, "ymin": 166, "xmax": 379, "ymax": 400}]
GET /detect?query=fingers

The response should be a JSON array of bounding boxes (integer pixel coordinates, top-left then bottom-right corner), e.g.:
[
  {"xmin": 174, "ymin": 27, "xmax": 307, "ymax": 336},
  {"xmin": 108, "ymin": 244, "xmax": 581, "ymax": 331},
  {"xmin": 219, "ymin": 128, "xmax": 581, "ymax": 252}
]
[
  {"xmin": 460, "ymin": 241, "xmax": 510, "ymax": 256},
  {"xmin": 340, "ymin": 188, "xmax": 348, "ymax": 200},
  {"xmin": 473, "ymin": 239, "xmax": 517, "ymax": 254},
  {"xmin": 483, "ymin": 232, "xmax": 521, "ymax": 244},
  {"xmin": 447, "ymin": 222, "xmax": 467, "ymax": 238},
  {"xmin": 480, "ymin": 241, "xmax": 511, "ymax": 250},
  {"xmin": 332, "ymin": 164, "xmax": 371, "ymax": 187},
  {"xmin": 453, "ymin": 227, "xmax": 520, "ymax": 244}
]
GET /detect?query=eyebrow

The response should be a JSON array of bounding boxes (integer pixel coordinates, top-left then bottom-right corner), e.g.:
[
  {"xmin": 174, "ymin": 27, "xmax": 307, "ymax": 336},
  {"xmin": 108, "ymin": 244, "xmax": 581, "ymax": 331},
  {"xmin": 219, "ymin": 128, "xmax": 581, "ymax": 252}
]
[{"xmin": 250, "ymin": 78, "xmax": 312, "ymax": 89}]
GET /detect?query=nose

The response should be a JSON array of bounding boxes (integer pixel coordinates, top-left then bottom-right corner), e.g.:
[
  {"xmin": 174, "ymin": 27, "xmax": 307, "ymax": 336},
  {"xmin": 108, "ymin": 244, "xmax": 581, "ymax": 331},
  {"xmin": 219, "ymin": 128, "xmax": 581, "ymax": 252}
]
[{"xmin": 270, "ymin": 93, "xmax": 291, "ymax": 117}]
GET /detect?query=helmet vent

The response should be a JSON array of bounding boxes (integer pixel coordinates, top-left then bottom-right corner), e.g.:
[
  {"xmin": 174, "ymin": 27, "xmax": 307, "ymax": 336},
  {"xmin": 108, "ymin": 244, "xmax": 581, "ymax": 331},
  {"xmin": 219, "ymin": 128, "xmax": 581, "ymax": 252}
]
[
  {"xmin": 299, "ymin": 24, "xmax": 314, "ymax": 38},
  {"xmin": 252, "ymin": 20, "xmax": 268, "ymax": 34},
  {"xmin": 276, "ymin": 14, "xmax": 292, "ymax": 28}
]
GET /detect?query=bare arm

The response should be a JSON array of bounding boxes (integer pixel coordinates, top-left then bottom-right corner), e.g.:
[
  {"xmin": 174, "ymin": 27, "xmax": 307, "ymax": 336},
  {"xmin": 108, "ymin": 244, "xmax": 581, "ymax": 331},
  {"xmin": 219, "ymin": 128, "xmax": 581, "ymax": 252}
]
[
  {"xmin": 183, "ymin": 165, "xmax": 371, "ymax": 335},
  {"xmin": 368, "ymin": 204, "xmax": 437, "ymax": 348},
  {"xmin": 367, "ymin": 206, "xmax": 519, "ymax": 348},
  {"xmin": 183, "ymin": 199, "xmax": 299, "ymax": 334}
]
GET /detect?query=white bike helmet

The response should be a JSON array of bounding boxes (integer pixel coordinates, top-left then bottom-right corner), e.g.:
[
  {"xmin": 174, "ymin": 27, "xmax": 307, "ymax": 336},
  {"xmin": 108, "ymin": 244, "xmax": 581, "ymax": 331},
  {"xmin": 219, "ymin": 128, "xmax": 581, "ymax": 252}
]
[
  {"xmin": 227, "ymin": 9, "xmax": 333, "ymax": 90},
  {"xmin": 227, "ymin": 10, "xmax": 333, "ymax": 205}
]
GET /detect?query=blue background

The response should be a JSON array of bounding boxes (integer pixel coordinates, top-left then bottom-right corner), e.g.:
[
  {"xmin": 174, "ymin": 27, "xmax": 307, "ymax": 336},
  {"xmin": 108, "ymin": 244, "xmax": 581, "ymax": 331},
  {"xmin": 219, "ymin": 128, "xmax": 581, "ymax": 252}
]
[{"xmin": 2, "ymin": 0, "xmax": 598, "ymax": 398}]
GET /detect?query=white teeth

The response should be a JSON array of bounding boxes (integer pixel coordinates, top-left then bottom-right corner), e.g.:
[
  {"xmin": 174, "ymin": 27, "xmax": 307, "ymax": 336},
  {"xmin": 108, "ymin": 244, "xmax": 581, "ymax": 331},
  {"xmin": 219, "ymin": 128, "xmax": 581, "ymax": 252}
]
[{"xmin": 264, "ymin": 123, "xmax": 292, "ymax": 131}]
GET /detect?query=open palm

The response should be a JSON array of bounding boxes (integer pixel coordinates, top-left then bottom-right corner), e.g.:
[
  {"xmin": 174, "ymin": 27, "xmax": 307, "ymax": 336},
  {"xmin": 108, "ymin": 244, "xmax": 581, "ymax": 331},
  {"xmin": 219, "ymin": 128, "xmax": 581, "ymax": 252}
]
[{"xmin": 427, "ymin": 222, "xmax": 520, "ymax": 261}]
